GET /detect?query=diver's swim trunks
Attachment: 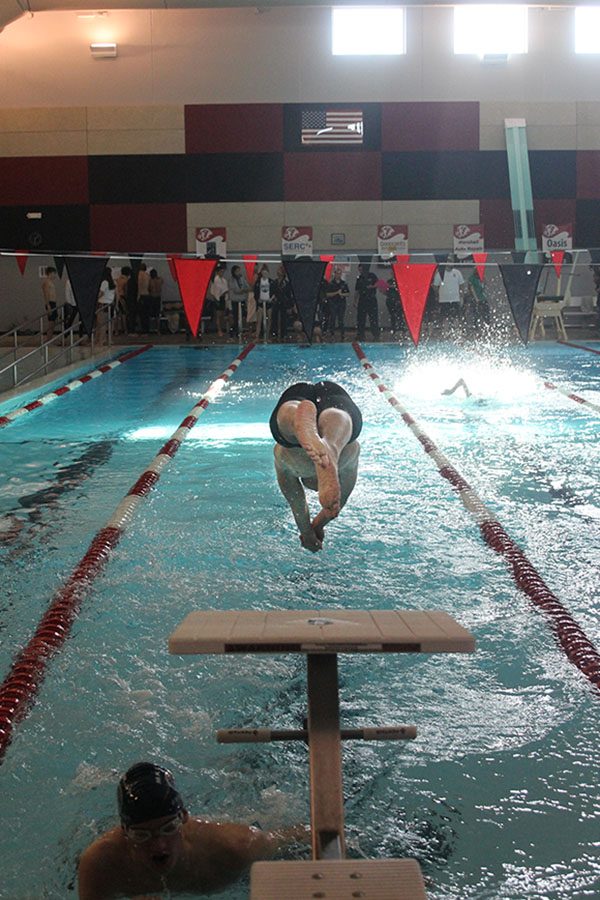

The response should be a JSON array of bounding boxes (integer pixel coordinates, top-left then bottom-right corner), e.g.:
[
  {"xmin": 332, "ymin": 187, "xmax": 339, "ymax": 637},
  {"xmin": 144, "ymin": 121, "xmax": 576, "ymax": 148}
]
[{"xmin": 270, "ymin": 381, "xmax": 362, "ymax": 448}]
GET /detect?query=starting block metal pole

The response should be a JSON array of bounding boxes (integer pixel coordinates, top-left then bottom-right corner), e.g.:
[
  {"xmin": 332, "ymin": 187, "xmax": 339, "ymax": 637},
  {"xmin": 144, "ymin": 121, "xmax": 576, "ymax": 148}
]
[{"xmin": 307, "ymin": 653, "xmax": 345, "ymax": 860}]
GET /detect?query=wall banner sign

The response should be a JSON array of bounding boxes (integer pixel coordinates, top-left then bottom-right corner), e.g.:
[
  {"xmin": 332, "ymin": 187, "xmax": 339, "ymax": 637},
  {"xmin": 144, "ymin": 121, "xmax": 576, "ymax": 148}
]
[
  {"xmin": 377, "ymin": 225, "xmax": 408, "ymax": 257},
  {"xmin": 195, "ymin": 227, "xmax": 227, "ymax": 258},
  {"xmin": 282, "ymin": 226, "xmax": 313, "ymax": 256},
  {"xmin": 453, "ymin": 224, "xmax": 484, "ymax": 256},
  {"xmin": 541, "ymin": 223, "xmax": 572, "ymax": 252}
]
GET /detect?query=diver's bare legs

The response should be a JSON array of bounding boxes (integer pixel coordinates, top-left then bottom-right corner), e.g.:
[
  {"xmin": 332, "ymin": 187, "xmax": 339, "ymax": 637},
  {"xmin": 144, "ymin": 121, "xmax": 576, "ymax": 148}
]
[
  {"xmin": 275, "ymin": 400, "xmax": 353, "ymax": 516},
  {"xmin": 442, "ymin": 378, "xmax": 471, "ymax": 398}
]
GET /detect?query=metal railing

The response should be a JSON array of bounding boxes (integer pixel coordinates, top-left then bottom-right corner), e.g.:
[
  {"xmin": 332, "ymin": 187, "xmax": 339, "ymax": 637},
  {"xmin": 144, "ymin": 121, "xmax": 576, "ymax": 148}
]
[{"xmin": 0, "ymin": 305, "xmax": 112, "ymax": 392}]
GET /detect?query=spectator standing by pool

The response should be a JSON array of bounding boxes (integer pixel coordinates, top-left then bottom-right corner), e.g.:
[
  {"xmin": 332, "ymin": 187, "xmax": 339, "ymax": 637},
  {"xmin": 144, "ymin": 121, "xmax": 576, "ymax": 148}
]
[
  {"xmin": 229, "ymin": 264, "xmax": 249, "ymax": 335},
  {"xmin": 326, "ymin": 266, "xmax": 350, "ymax": 341},
  {"xmin": 41, "ymin": 266, "xmax": 58, "ymax": 341},
  {"xmin": 354, "ymin": 264, "xmax": 380, "ymax": 341},
  {"xmin": 148, "ymin": 268, "xmax": 164, "ymax": 333}
]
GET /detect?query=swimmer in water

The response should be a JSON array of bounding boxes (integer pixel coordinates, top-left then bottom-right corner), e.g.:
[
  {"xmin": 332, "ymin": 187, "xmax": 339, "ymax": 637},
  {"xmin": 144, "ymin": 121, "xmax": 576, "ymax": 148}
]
[
  {"xmin": 77, "ymin": 762, "xmax": 309, "ymax": 900},
  {"xmin": 442, "ymin": 378, "xmax": 471, "ymax": 398},
  {"xmin": 270, "ymin": 381, "xmax": 361, "ymax": 552}
]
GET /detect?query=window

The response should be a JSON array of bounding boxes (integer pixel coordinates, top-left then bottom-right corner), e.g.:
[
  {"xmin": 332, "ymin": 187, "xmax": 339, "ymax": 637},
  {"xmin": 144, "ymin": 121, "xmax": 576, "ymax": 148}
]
[
  {"xmin": 454, "ymin": 5, "xmax": 528, "ymax": 57},
  {"xmin": 331, "ymin": 7, "xmax": 406, "ymax": 56},
  {"xmin": 575, "ymin": 7, "xmax": 600, "ymax": 54}
]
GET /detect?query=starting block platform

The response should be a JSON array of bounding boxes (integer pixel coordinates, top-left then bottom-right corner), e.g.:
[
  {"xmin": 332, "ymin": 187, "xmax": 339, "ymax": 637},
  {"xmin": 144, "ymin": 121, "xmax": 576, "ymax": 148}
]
[{"xmin": 169, "ymin": 609, "xmax": 475, "ymax": 899}]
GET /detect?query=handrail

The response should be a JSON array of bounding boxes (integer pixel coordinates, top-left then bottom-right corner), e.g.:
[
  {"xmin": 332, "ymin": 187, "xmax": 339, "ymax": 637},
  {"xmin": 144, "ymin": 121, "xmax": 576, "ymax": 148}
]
[
  {"xmin": 0, "ymin": 306, "xmax": 113, "ymax": 392},
  {"xmin": 0, "ymin": 303, "xmax": 66, "ymax": 343}
]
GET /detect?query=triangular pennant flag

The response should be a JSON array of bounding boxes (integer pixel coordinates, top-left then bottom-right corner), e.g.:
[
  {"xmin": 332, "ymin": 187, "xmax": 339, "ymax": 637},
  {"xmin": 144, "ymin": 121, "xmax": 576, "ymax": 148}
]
[
  {"xmin": 511, "ymin": 251, "xmax": 526, "ymax": 264},
  {"xmin": 357, "ymin": 255, "xmax": 373, "ymax": 267},
  {"xmin": 499, "ymin": 263, "xmax": 543, "ymax": 344},
  {"xmin": 433, "ymin": 253, "xmax": 448, "ymax": 266},
  {"xmin": 15, "ymin": 251, "xmax": 28, "ymax": 276},
  {"xmin": 472, "ymin": 252, "xmax": 488, "ymax": 282},
  {"xmin": 283, "ymin": 259, "xmax": 327, "ymax": 343},
  {"xmin": 64, "ymin": 256, "xmax": 109, "ymax": 337},
  {"xmin": 320, "ymin": 255, "xmax": 335, "ymax": 281},
  {"xmin": 53, "ymin": 256, "xmax": 66, "ymax": 278},
  {"xmin": 173, "ymin": 258, "xmax": 217, "ymax": 337},
  {"xmin": 167, "ymin": 256, "xmax": 180, "ymax": 283},
  {"xmin": 551, "ymin": 250, "xmax": 565, "ymax": 278},
  {"xmin": 391, "ymin": 262, "xmax": 437, "ymax": 347},
  {"xmin": 243, "ymin": 254, "xmax": 258, "ymax": 283}
]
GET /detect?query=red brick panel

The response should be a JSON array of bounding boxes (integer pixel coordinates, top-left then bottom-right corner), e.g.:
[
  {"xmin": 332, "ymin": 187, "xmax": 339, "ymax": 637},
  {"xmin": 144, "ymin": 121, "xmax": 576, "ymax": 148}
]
[
  {"xmin": 577, "ymin": 151, "xmax": 600, "ymax": 199},
  {"xmin": 479, "ymin": 198, "xmax": 515, "ymax": 248},
  {"xmin": 381, "ymin": 102, "xmax": 480, "ymax": 152},
  {"xmin": 533, "ymin": 199, "xmax": 577, "ymax": 239},
  {"xmin": 185, "ymin": 104, "xmax": 284, "ymax": 153},
  {"xmin": 284, "ymin": 152, "xmax": 381, "ymax": 201},
  {"xmin": 90, "ymin": 204, "xmax": 187, "ymax": 253},
  {"xmin": 0, "ymin": 157, "xmax": 89, "ymax": 206}
]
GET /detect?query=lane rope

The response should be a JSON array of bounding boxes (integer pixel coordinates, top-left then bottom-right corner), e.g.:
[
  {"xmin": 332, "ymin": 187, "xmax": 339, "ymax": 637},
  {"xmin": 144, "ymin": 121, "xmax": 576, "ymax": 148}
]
[
  {"xmin": 0, "ymin": 344, "xmax": 153, "ymax": 428},
  {"xmin": 543, "ymin": 380, "xmax": 600, "ymax": 416},
  {"xmin": 0, "ymin": 342, "xmax": 256, "ymax": 761},
  {"xmin": 352, "ymin": 342, "xmax": 600, "ymax": 691},
  {"xmin": 558, "ymin": 339, "xmax": 600, "ymax": 356}
]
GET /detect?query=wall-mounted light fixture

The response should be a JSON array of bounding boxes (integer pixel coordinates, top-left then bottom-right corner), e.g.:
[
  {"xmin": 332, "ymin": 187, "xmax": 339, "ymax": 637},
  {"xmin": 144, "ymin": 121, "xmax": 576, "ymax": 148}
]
[{"xmin": 90, "ymin": 42, "xmax": 117, "ymax": 59}]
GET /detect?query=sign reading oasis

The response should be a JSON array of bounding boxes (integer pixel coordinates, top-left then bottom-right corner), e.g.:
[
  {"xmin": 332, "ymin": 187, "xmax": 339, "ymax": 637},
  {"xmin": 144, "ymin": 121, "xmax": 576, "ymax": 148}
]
[
  {"xmin": 453, "ymin": 224, "xmax": 484, "ymax": 255},
  {"xmin": 377, "ymin": 225, "xmax": 408, "ymax": 257},
  {"xmin": 541, "ymin": 223, "xmax": 572, "ymax": 252},
  {"xmin": 195, "ymin": 227, "xmax": 227, "ymax": 258},
  {"xmin": 282, "ymin": 226, "xmax": 313, "ymax": 256}
]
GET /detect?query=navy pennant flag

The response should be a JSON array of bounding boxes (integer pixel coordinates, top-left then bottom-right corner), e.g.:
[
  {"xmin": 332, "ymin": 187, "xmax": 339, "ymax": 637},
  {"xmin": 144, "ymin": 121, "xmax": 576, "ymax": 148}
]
[
  {"xmin": 499, "ymin": 263, "xmax": 543, "ymax": 345},
  {"xmin": 301, "ymin": 109, "xmax": 363, "ymax": 145},
  {"xmin": 64, "ymin": 256, "xmax": 108, "ymax": 337},
  {"xmin": 283, "ymin": 259, "xmax": 328, "ymax": 343}
]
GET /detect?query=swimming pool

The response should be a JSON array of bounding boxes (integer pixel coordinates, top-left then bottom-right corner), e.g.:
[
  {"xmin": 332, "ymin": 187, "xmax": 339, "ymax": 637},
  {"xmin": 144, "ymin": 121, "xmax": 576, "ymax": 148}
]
[{"xmin": 0, "ymin": 341, "xmax": 599, "ymax": 899}]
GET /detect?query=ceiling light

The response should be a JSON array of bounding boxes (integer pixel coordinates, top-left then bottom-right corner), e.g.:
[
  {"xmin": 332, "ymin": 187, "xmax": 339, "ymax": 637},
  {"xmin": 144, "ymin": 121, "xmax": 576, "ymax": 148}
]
[{"xmin": 90, "ymin": 42, "xmax": 117, "ymax": 59}]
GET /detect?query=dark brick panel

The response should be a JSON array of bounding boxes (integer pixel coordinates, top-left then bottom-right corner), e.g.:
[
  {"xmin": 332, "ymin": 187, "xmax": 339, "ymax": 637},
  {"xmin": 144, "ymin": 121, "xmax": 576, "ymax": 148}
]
[
  {"xmin": 185, "ymin": 104, "xmax": 284, "ymax": 153},
  {"xmin": 0, "ymin": 157, "xmax": 89, "ymax": 206},
  {"xmin": 0, "ymin": 205, "xmax": 90, "ymax": 252},
  {"xmin": 381, "ymin": 102, "xmax": 480, "ymax": 151},
  {"xmin": 575, "ymin": 200, "xmax": 600, "ymax": 246},
  {"xmin": 529, "ymin": 151, "xmax": 576, "ymax": 199},
  {"xmin": 90, "ymin": 204, "xmax": 187, "ymax": 253},
  {"xmin": 284, "ymin": 151, "xmax": 381, "ymax": 201},
  {"xmin": 88, "ymin": 154, "xmax": 285, "ymax": 204},
  {"xmin": 382, "ymin": 151, "xmax": 510, "ymax": 200}
]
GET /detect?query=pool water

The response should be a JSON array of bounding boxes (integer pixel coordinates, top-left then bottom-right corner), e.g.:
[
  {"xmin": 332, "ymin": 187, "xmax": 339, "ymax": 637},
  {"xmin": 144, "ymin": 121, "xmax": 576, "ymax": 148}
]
[{"xmin": 0, "ymin": 341, "xmax": 599, "ymax": 899}]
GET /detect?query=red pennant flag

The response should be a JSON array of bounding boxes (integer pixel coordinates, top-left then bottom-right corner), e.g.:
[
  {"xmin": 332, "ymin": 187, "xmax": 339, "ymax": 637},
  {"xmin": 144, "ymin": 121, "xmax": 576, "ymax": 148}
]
[
  {"xmin": 472, "ymin": 252, "xmax": 488, "ymax": 282},
  {"xmin": 320, "ymin": 255, "xmax": 335, "ymax": 281},
  {"xmin": 167, "ymin": 256, "xmax": 180, "ymax": 282},
  {"xmin": 551, "ymin": 250, "xmax": 565, "ymax": 278},
  {"xmin": 391, "ymin": 262, "xmax": 437, "ymax": 347},
  {"xmin": 15, "ymin": 252, "xmax": 28, "ymax": 276},
  {"xmin": 243, "ymin": 254, "xmax": 258, "ymax": 283},
  {"xmin": 173, "ymin": 258, "xmax": 217, "ymax": 337}
]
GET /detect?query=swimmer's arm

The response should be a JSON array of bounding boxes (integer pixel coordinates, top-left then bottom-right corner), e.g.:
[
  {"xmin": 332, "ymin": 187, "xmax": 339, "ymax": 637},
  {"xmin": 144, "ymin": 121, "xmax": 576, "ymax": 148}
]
[
  {"xmin": 274, "ymin": 450, "xmax": 321, "ymax": 549},
  {"xmin": 77, "ymin": 841, "xmax": 121, "ymax": 900},
  {"xmin": 212, "ymin": 822, "xmax": 310, "ymax": 870}
]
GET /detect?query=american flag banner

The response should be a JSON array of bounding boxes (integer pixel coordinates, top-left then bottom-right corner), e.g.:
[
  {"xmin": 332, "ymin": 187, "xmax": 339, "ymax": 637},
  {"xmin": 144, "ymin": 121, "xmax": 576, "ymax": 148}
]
[{"xmin": 301, "ymin": 109, "xmax": 364, "ymax": 145}]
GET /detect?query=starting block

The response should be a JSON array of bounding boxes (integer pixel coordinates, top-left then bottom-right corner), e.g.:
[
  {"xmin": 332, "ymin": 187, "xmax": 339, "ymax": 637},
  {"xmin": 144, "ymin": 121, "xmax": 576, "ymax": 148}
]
[{"xmin": 168, "ymin": 609, "xmax": 475, "ymax": 899}]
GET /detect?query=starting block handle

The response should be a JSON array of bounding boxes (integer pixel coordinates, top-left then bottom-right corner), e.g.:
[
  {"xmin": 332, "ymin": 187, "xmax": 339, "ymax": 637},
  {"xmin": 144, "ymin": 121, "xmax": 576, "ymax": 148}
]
[{"xmin": 217, "ymin": 725, "xmax": 417, "ymax": 743}]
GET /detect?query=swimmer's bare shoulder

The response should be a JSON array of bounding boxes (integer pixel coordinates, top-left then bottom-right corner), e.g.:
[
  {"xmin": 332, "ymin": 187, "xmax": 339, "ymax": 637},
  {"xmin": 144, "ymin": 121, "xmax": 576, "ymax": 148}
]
[
  {"xmin": 184, "ymin": 819, "xmax": 310, "ymax": 890},
  {"xmin": 77, "ymin": 828, "xmax": 132, "ymax": 899}
]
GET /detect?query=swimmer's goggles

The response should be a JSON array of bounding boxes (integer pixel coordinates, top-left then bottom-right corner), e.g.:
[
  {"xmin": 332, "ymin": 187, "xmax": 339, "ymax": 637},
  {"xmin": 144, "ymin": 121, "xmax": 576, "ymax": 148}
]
[{"xmin": 125, "ymin": 813, "xmax": 184, "ymax": 843}]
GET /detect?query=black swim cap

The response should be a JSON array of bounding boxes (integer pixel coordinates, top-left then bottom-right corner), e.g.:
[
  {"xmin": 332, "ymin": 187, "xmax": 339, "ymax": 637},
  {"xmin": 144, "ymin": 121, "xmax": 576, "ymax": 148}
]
[{"xmin": 118, "ymin": 762, "xmax": 184, "ymax": 826}]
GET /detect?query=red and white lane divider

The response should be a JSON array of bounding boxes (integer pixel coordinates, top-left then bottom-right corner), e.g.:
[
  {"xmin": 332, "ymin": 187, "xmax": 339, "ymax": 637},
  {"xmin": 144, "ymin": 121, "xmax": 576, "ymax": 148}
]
[
  {"xmin": 543, "ymin": 380, "xmax": 600, "ymax": 415},
  {"xmin": 352, "ymin": 342, "xmax": 600, "ymax": 691},
  {"xmin": 0, "ymin": 342, "xmax": 256, "ymax": 761},
  {"xmin": 0, "ymin": 344, "xmax": 153, "ymax": 428},
  {"xmin": 558, "ymin": 339, "xmax": 600, "ymax": 357}
]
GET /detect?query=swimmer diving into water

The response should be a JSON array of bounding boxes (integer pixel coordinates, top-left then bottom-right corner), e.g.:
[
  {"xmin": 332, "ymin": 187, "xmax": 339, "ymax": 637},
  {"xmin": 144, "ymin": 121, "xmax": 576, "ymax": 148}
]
[{"xmin": 270, "ymin": 381, "xmax": 361, "ymax": 552}]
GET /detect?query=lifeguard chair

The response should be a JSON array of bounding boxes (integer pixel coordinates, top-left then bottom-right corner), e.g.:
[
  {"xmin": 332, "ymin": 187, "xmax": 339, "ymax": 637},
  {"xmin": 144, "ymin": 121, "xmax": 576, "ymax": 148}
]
[
  {"xmin": 169, "ymin": 609, "xmax": 475, "ymax": 899},
  {"xmin": 529, "ymin": 295, "xmax": 568, "ymax": 341}
]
